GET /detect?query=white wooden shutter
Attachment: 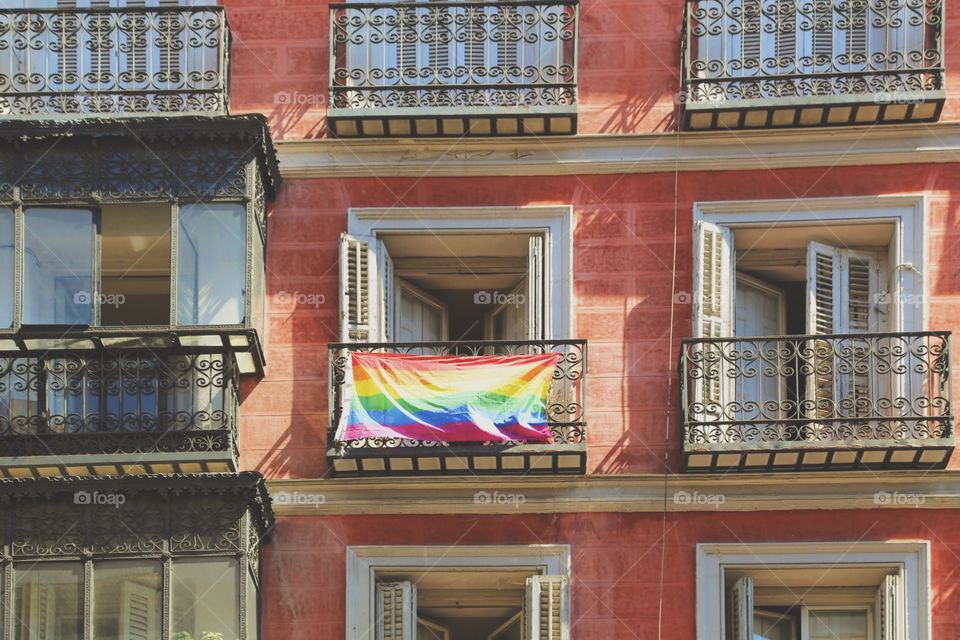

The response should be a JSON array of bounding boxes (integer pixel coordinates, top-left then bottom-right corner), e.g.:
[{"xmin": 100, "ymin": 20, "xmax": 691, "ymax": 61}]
[
  {"xmin": 526, "ymin": 235, "xmax": 545, "ymax": 341},
  {"xmin": 741, "ymin": 0, "xmax": 762, "ymax": 69},
  {"xmin": 524, "ymin": 575, "xmax": 569, "ymax": 640},
  {"xmin": 729, "ymin": 576, "xmax": 753, "ymax": 640},
  {"xmin": 120, "ymin": 580, "xmax": 159, "ymax": 640},
  {"xmin": 377, "ymin": 581, "xmax": 417, "ymax": 640},
  {"xmin": 806, "ymin": 242, "xmax": 881, "ymax": 420},
  {"xmin": 340, "ymin": 233, "xmax": 383, "ymax": 342},
  {"xmin": 496, "ymin": 4, "xmax": 520, "ymax": 81},
  {"xmin": 844, "ymin": 0, "xmax": 868, "ymax": 62},
  {"xmin": 774, "ymin": 0, "xmax": 797, "ymax": 63},
  {"xmin": 693, "ymin": 221, "xmax": 734, "ymax": 340},
  {"xmin": 875, "ymin": 573, "xmax": 906, "ymax": 640},
  {"xmin": 28, "ymin": 583, "xmax": 56, "ymax": 640},
  {"xmin": 380, "ymin": 241, "xmax": 396, "ymax": 342}
]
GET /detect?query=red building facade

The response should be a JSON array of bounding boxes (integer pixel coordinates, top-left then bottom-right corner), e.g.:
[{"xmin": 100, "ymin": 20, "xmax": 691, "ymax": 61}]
[{"xmin": 216, "ymin": 0, "xmax": 960, "ymax": 638}]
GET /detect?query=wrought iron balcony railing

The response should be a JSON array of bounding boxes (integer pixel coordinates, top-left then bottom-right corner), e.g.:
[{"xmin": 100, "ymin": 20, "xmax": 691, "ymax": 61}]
[
  {"xmin": 0, "ymin": 342, "xmax": 239, "ymax": 477},
  {"xmin": 0, "ymin": 6, "xmax": 229, "ymax": 119},
  {"xmin": 680, "ymin": 331, "xmax": 953, "ymax": 471},
  {"xmin": 681, "ymin": 0, "xmax": 945, "ymax": 130},
  {"xmin": 328, "ymin": 339, "xmax": 586, "ymax": 475},
  {"xmin": 328, "ymin": 0, "xmax": 579, "ymax": 137}
]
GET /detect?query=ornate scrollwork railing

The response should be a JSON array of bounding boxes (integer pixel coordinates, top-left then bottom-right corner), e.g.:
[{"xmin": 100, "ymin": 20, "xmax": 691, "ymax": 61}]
[
  {"xmin": 0, "ymin": 6, "xmax": 229, "ymax": 118},
  {"xmin": 328, "ymin": 339, "xmax": 586, "ymax": 451},
  {"xmin": 680, "ymin": 331, "xmax": 952, "ymax": 447},
  {"xmin": 0, "ymin": 347, "xmax": 238, "ymax": 460},
  {"xmin": 329, "ymin": 0, "xmax": 578, "ymax": 111},
  {"xmin": 682, "ymin": 0, "xmax": 943, "ymax": 104}
]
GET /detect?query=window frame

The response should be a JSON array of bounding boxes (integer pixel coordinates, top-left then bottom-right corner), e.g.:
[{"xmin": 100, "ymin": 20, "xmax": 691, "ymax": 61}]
[
  {"xmin": 693, "ymin": 195, "xmax": 926, "ymax": 335},
  {"xmin": 347, "ymin": 206, "xmax": 573, "ymax": 340},
  {"xmin": 0, "ymin": 196, "xmax": 255, "ymax": 334},
  {"xmin": 345, "ymin": 545, "xmax": 571, "ymax": 640},
  {"xmin": 696, "ymin": 541, "xmax": 931, "ymax": 640}
]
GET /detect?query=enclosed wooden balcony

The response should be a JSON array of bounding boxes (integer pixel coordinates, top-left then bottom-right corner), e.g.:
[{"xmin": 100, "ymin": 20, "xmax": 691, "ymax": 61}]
[
  {"xmin": 328, "ymin": 339, "xmax": 586, "ymax": 476},
  {"xmin": 0, "ymin": 330, "xmax": 260, "ymax": 478},
  {"xmin": 680, "ymin": 332, "xmax": 953, "ymax": 471},
  {"xmin": 681, "ymin": 0, "xmax": 944, "ymax": 130},
  {"xmin": 327, "ymin": 0, "xmax": 579, "ymax": 137},
  {"xmin": 0, "ymin": 5, "xmax": 229, "ymax": 118}
]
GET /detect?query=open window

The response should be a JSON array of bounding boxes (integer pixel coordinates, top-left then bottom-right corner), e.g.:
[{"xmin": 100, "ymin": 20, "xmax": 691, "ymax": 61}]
[
  {"xmin": 339, "ymin": 231, "xmax": 546, "ymax": 343},
  {"xmin": 373, "ymin": 572, "xmax": 568, "ymax": 640},
  {"xmin": 692, "ymin": 219, "xmax": 900, "ymax": 429}
]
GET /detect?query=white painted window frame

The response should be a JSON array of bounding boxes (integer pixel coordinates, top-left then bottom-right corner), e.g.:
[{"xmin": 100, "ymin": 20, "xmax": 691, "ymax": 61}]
[
  {"xmin": 348, "ymin": 206, "xmax": 573, "ymax": 339},
  {"xmin": 693, "ymin": 195, "xmax": 927, "ymax": 333},
  {"xmin": 345, "ymin": 544, "xmax": 571, "ymax": 640},
  {"xmin": 696, "ymin": 541, "xmax": 931, "ymax": 640}
]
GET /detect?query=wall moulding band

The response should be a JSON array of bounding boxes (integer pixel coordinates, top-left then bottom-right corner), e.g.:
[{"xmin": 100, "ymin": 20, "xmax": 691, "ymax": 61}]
[
  {"xmin": 276, "ymin": 122, "xmax": 960, "ymax": 178},
  {"xmin": 267, "ymin": 471, "xmax": 960, "ymax": 515}
]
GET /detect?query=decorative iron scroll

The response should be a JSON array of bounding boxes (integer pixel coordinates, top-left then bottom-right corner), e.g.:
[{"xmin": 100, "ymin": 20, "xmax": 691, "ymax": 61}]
[
  {"xmin": 330, "ymin": 0, "xmax": 578, "ymax": 110},
  {"xmin": 329, "ymin": 339, "xmax": 586, "ymax": 451},
  {"xmin": 680, "ymin": 331, "xmax": 952, "ymax": 445},
  {"xmin": 0, "ymin": 6, "xmax": 229, "ymax": 118},
  {"xmin": 683, "ymin": 0, "xmax": 943, "ymax": 103},
  {"xmin": 0, "ymin": 348, "xmax": 239, "ymax": 459}
]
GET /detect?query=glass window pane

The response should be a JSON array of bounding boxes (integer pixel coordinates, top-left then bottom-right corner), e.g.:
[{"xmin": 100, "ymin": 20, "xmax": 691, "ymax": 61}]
[
  {"xmin": 172, "ymin": 557, "xmax": 240, "ymax": 640},
  {"xmin": 100, "ymin": 203, "xmax": 172, "ymax": 326},
  {"xmin": 0, "ymin": 209, "xmax": 12, "ymax": 328},
  {"xmin": 177, "ymin": 203, "xmax": 246, "ymax": 325},
  {"xmin": 23, "ymin": 208, "xmax": 94, "ymax": 326},
  {"xmin": 13, "ymin": 562, "xmax": 83, "ymax": 640},
  {"xmin": 807, "ymin": 609, "xmax": 869, "ymax": 640},
  {"xmin": 93, "ymin": 559, "xmax": 162, "ymax": 640}
]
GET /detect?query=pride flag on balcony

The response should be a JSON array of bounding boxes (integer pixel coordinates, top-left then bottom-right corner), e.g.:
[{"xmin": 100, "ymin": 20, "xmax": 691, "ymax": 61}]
[{"xmin": 335, "ymin": 352, "xmax": 561, "ymax": 443}]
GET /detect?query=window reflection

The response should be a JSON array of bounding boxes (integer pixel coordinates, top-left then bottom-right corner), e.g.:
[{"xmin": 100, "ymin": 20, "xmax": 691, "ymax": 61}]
[
  {"xmin": 23, "ymin": 208, "xmax": 94, "ymax": 326},
  {"xmin": 177, "ymin": 203, "xmax": 246, "ymax": 326},
  {"xmin": 0, "ymin": 209, "xmax": 12, "ymax": 328},
  {"xmin": 172, "ymin": 557, "xmax": 240, "ymax": 640},
  {"xmin": 93, "ymin": 560, "xmax": 162, "ymax": 640},
  {"xmin": 13, "ymin": 562, "xmax": 83, "ymax": 640}
]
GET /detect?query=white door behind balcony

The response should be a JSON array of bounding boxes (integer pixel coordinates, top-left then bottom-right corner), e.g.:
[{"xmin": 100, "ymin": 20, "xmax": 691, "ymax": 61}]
[{"xmin": 734, "ymin": 274, "xmax": 785, "ymax": 422}]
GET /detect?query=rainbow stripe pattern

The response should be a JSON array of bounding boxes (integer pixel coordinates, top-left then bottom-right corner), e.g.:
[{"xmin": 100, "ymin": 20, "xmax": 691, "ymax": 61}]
[{"xmin": 336, "ymin": 351, "xmax": 561, "ymax": 443}]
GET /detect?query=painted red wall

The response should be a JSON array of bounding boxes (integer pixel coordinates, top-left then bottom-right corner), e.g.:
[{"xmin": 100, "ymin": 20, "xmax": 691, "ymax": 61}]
[
  {"xmin": 239, "ymin": 164, "xmax": 960, "ymax": 478},
  {"xmin": 261, "ymin": 509, "xmax": 960, "ymax": 638},
  {"xmin": 221, "ymin": 0, "xmax": 960, "ymax": 138}
]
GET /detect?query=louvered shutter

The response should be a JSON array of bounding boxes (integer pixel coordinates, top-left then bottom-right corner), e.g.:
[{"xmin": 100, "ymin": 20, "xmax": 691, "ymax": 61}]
[
  {"xmin": 806, "ymin": 242, "xmax": 881, "ymax": 421},
  {"xmin": 774, "ymin": 0, "xmax": 796, "ymax": 65},
  {"xmin": 340, "ymin": 233, "xmax": 388, "ymax": 343},
  {"xmin": 397, "ymin": 5, "xmax": 419, "ymax": 83},
  {"xmin": 426, "ymin": 3, "xmax": 449, "ymax": 79},
  {"xmin": 377, "ymin": 581, "xmax": 417, "ymax": 640},
  {"xmin": 120, "ymin": 580, "xmax": 159, "ymax": 640},
  {"xmin": 526, "ymin": 235, "xmax": 545, "ymax": 341},
  {"xmin": 844, "ymin": 0, "xmax": 868, "ymax": 64},
  {"xmin": 729, "ymin": 576, "xmax": 753, "ymax": 640},
  {"xmin": 463, "ymin": 4, "xmax": 486, "ymax": 71},
  {"xmin": 156, "ymin": 0, "xmax": 184, "ymax": 89},
  {"xmin": 380, "ymin": 243, "xmax": 395, "ymax": 342},
  {"xmin": 54, "ymin": 0, "xmax": 79, "ymax": 93},
  {"xmin": 496, "ymin": 4, "xmax": 520, "ymax": 83},
  {"xmin": 875, "ymin": 573, "xmax": 906, "ymax": 640},
  {"xmin": 740, "ymin": 0, "xmax": 762, "ymax": 72},
  {"xmin": 524, "ymin": 575, "xmax": 569, "ymax": 640},
  {"xmin": 812, "ymin": 0, "xmax": 834, "ymax": 67},
  {"xmin": 693, "ymin": 221, "xmax": 734, "ymax": 422}
]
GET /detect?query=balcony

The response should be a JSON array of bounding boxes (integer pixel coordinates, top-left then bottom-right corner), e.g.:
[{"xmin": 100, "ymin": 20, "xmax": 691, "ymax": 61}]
[
  {"xmin": 328, "ymin": 0, "xmax": 578, "ymax": 137},
  {"xmin": 328, "ymin": 340, "xmax": 586, "ymax": 476},
  {"xmin": 0, "ymin": 331, "xmax": 254, "ymax": 478},
  {"xmin": 0, "ymin": 5, "xmax": 229, "ymax": 119},
  {"xmin": 681, "ymin": 0, "xmax": 944, "ymax": 130},
  {"xmin": 680, "ymin": 332, "xmax": 953, "ymax": 471}
]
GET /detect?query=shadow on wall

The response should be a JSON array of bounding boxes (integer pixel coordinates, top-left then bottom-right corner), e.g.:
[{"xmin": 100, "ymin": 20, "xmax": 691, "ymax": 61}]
[
  {"xmin": 267, "ymin": 101, "xmax": 327, "ymax": 140},
  {"xmin": 598, "ymin": 92, "xmax": 681, "ymax": 134}
]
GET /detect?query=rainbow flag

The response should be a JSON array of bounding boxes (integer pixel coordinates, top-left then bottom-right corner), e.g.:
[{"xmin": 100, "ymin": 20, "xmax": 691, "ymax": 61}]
[{"xmin": 336, "ymin": 351, "xmax": 561, "ymax": 443}]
